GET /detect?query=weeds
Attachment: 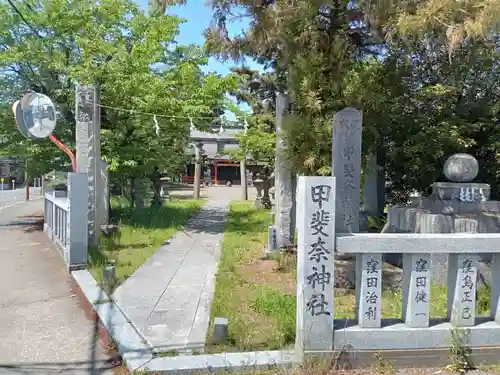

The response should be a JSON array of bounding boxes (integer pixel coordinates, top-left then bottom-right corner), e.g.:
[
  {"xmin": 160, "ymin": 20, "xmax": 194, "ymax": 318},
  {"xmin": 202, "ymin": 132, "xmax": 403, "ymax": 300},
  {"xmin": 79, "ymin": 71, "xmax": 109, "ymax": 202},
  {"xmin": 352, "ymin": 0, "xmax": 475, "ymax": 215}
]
[
  {"xmin": 367, "ymin": 215, "xmax": 387, "ymax": 231},
  {"xmin": 252, "ymin": 287, "xmax": 296, "ymax": 346},
  {"xmin": 272, "ymin": 251, "xmax": 297, "ymax": 273},
  {"xmin": 88, "ymin": 199, "xmax": 203, "ymax": 285},
  {"xmin": 154, "ymin": 350, "xmax": 179, "ymax": 357},
  {"xmin": 373, "ymin": 353, "xmax": 396, "ymax": 375},
  {"xmin": 209, "ymin": 201, "xmax": 493, "ymax": 360},
  {"xmin": 447, "ymin": 327, "xmax": 474, "ymax": 374}
]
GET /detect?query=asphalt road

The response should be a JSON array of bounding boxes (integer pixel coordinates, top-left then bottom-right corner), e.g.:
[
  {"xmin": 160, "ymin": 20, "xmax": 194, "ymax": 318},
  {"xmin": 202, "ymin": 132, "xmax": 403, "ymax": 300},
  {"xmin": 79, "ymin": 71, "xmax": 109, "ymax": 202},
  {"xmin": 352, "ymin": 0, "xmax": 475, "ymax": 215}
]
[
  {"xmin": 0, "ymin": 187, "xmax": 43, "ymax": 209},
  {"xmin": 0, "ymin": 200, "xmax": 115, "ymax": 374}
]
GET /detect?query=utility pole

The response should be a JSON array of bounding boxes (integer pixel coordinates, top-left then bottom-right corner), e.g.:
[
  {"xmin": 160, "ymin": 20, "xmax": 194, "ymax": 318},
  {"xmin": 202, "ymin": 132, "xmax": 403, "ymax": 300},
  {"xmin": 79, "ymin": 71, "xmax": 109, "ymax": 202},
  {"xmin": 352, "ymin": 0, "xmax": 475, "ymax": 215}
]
[
  {"xmin": 193, "ymin": 143, "xmax": 202, "ymax": 200},
  {"xmin": 25, "ymin": 158, "xmax": 29, "ymax": 201},
  {"xmin": 240, "ymin": 158, "xmax": 248, "ymax": 200}
]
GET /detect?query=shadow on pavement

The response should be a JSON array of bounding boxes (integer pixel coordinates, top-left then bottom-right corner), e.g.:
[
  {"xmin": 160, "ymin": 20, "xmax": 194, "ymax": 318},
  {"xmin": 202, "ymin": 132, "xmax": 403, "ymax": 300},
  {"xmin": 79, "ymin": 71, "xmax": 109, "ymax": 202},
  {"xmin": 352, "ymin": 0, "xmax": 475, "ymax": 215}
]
[{"xmin": 0, "ymin": 214, "xmax": 44, "ymax": 232}]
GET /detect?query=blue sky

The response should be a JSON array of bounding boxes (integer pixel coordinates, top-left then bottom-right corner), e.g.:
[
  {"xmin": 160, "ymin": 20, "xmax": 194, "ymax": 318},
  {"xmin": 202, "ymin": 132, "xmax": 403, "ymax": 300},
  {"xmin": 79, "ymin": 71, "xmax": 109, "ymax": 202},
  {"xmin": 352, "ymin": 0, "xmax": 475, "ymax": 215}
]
[
  {"xmin": 167, "ymin": 0, "xmax": 263, "ymax": 75},
  {"xmin": 136, "ymin": 0, "xmax": 264, "ymax": 119}
]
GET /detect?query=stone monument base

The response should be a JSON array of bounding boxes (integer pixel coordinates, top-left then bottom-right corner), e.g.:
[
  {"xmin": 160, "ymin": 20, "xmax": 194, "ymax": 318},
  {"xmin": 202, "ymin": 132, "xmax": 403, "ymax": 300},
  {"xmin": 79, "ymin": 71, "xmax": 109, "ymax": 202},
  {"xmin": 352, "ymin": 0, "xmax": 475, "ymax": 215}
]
[
  {"xmin": 385, "ymin": 205, "xmax": 498, "ymax": 284},
  {"xmin": 431, "ymin": 182, "xmax": 490, "ymax": 201}
]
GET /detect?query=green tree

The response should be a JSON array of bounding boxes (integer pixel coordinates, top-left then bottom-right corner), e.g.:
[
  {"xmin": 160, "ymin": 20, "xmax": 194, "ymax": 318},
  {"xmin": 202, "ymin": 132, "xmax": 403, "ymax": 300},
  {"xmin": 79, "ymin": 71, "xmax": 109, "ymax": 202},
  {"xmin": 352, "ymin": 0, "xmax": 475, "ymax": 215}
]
[
  {"xmin": 388, "ymin": 0, "xmax": 500, "ymax": 55},
  {"xmin": 205, "ymin": 0, "xmax": 500, "ymax": 202},
  {"xmin": 205, "ymin": 0, "xmax": 375, "ymax": 176},
  {"xmin": 224, "ymin": 67, "xmax": 276, "ymax": 165},
  {"xmin": 0, "ymin": 0, "xmax": 236, "ymax": 199}
]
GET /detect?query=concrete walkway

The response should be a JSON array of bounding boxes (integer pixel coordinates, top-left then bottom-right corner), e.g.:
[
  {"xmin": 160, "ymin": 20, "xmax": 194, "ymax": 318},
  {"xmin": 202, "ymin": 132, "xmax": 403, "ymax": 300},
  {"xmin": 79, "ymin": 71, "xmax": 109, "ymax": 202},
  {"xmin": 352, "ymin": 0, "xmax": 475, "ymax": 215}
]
[
  {"xmin": 113, "ymin": 200, "xmax": 229, "ymax": 354},
  {"xmin": 0, "ymin": 201, "xmax": 113, "ymax": 374}
]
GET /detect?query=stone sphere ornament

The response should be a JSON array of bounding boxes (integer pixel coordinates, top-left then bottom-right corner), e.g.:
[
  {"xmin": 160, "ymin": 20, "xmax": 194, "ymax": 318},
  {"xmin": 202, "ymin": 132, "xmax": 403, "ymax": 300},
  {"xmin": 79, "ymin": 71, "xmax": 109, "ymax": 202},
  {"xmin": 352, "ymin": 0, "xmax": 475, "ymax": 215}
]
[{"xmin": 443, "ymin": 153, "xmax": 479, "ymax": 182}]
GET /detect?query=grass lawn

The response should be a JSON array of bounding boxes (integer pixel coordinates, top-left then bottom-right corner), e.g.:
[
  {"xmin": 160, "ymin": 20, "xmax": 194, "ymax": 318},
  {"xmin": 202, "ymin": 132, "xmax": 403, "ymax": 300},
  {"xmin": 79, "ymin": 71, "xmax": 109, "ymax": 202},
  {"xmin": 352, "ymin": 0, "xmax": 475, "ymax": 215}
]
[
  {"xmin": 88, "ymin": 198, "xmax": 204, "ymax": 285},
  {"xmin": 207, "ymin": 201, "xmax": 491, "ymax": 354}
]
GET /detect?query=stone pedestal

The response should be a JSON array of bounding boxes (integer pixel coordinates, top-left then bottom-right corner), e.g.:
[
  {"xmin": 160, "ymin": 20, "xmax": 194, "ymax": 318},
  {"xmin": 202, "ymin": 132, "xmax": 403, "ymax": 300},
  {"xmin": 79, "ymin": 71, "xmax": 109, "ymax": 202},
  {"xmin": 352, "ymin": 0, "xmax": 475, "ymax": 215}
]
[
  {"xmin": 385, "ymin": 154, "xmax": 497, "ymax": 285},
  {"xmin": 431, "ymin": 182, "xmax": 490, "ymax": 202}
]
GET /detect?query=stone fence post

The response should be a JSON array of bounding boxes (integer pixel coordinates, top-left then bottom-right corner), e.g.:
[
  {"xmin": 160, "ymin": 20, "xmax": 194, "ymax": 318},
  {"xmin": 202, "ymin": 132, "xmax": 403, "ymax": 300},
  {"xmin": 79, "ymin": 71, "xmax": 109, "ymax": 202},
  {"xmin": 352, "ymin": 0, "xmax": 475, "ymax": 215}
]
[{"xmin": 67, "ymin": 172, "xmax": 89, "ymax": 270}]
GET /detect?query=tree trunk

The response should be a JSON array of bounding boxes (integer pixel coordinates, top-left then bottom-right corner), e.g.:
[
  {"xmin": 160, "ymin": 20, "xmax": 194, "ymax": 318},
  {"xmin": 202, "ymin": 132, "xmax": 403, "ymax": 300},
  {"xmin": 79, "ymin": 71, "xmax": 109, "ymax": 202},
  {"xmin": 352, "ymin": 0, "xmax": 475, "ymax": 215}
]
[
  {"xmin": 150, "ymin": 167, "xmax": 163, "ymax": 207},
  {"xmin": 130, "ymin": 177, "xmax": 136, "ymax": 209},
  {"xmin": 376, "ymin": 146, "xmax": 386, "ymax": 215},
  {"xmin": 274, "ymin": 93, "xmax": 296, "ymax": 248},
  {"xmin": 134, "ymin": 178, "xmax": 146, "ymax": 209}
]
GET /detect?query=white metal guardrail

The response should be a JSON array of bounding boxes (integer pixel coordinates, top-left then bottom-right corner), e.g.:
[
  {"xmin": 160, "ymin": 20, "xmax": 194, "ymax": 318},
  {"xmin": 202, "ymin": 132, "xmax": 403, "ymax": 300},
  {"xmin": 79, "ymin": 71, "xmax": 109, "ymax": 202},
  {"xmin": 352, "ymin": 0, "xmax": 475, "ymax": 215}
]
[
  {"xmin": 44, "ymin": 191, "xmax": 70, "ymax": 259},
  {"xmin": 43, "ymin": 173, "xmax": 88, "ymax": 270}
]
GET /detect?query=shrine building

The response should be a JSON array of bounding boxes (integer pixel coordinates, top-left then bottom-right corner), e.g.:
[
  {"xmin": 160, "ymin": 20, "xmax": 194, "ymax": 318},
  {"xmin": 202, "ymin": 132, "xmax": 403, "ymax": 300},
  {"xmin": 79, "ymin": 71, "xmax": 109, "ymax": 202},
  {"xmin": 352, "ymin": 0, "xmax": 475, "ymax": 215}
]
[{"xmin": 182, "ymin": 123, "xmax": 260, "ymax": 186}]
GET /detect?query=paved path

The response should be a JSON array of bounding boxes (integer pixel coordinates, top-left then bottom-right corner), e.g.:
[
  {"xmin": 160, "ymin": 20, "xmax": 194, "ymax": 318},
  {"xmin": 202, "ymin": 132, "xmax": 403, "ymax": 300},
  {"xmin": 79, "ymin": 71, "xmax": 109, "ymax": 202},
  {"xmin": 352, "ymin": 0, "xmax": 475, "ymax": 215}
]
[
  {"xmin": 0, "ymin": 201, "xmax": 113, "ymax": 374},
  {"xmin": 168, "ymin": 184, "xmax": 257, "ymax": 201},
  {"xmin": 113, "ymin": 200, "xmax": 229, "ymax": 354}
]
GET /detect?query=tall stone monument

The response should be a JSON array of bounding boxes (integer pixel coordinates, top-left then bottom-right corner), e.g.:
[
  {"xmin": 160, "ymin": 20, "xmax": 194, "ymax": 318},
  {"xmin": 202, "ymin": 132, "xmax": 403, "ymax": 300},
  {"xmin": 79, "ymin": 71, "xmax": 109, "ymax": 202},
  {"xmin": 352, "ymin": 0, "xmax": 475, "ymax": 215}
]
[
  {"xmin": 75, "ymin": 84, "xmax": 102, "ymax": 248},
  {"xmin": 296, "ymin": 176, "xmax": 335, "ymax": 355},
  {"xmin": 331, "ymin": 108, "xmax": 363, "ymax": 233},
  {"xmin": 274, "ymin": 93, "xmax": 296, "ymax": 248}
]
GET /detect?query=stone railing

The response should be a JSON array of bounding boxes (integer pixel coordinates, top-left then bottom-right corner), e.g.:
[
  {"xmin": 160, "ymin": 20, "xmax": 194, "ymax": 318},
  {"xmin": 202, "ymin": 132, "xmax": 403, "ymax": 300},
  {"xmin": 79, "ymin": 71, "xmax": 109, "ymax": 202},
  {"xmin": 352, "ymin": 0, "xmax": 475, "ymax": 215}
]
[
  {"xmin": 43, "ymin": 172, "xmax": 88, "ymax": 270},
  {"xmin": 337, "ymin": 233, "xmax": 500, "ymax": 331},
  {"xmin": 296, "ymin": 176, "xmax": 500, "ymax": 365}
]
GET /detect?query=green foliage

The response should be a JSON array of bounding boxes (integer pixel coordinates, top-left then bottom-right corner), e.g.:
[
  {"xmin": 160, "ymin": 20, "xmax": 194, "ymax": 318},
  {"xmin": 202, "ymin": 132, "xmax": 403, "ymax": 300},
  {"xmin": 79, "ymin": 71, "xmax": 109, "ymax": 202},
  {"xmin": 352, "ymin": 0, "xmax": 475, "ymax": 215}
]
[
  {"xmin": 226, "ymin": 126, "xmax": 275, "ymax": 165},
  {"xmin": 224, "ymin": 66, "xmax": 277, "ymax": 165},
  {"xmin": 0, "ymin": 0, "xmax": 236, "ymax": 181},
  {"xmin": 89, "ymin": 198, "xmax": 203, "ymax": 284},
  {"xmin": 447, "ymin": 328, "xmax": 474, "ymax": 373},
  {"xmin": 252, "ymin": 287, "xmax": 296, "ymax": 345},
  {"xmin": 390, "ymin": 0, "xmax": 500, "ymax": 56},
  {"xmin": 367, "ymin": 215, "xmax": 387, "ymax": 231},
  {"xmin": 206, "ymin": 0, "xmax": 500, "ymax": 202}
]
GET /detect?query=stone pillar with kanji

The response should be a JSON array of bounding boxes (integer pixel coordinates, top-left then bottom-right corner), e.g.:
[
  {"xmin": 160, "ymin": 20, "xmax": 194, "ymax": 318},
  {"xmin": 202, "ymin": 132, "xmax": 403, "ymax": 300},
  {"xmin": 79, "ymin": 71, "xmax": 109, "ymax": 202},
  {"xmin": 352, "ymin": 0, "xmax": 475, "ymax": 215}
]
[
  {"xmin": 296, "ymin": 176, "xmax": 335, "ymax": 357},
  {"xmin": 75, "ymin": 84, "xmax": 102, "ymax": 248}
]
